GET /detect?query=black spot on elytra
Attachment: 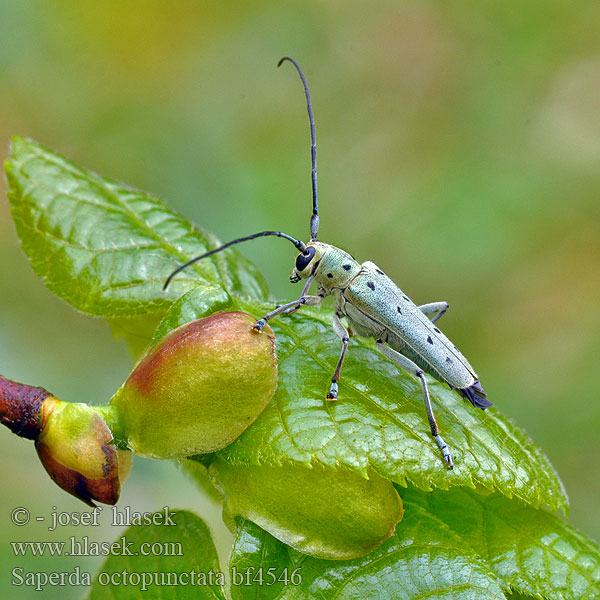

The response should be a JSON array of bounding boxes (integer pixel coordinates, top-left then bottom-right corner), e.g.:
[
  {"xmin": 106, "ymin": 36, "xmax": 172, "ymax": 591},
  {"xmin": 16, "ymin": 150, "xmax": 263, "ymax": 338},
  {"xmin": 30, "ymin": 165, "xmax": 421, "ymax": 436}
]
[
  {"xmin": 327, "ymin": 273, "xmax": 333, "ymax": 278},
  {"xmin": 367, "ymin": 282, "xmax": 375, "ymax": 291},
  {"xmin": 343, "ymin": 264, "xmax": 351, "ymax": 271},
  {"xmin": 402, "ymin": 295, "xmax": 409, "ymax": 301},
  {"xmin": 445, "ymin": 357, "xmax": 453, "ymax": 364},
  {"xmin": 427, "ymin": 336, "xmax": 434, "ymax": 345},
  {"xmin": 434, "ymin": 327, "xmax": 441, "ymax": 333},
  {"xmin": 397, "ymin": 306, "xmax": 402, "ymax": 314},
  {"xmin": 376, "ymin": 269, "xmax": 384, "ymax": 275}
]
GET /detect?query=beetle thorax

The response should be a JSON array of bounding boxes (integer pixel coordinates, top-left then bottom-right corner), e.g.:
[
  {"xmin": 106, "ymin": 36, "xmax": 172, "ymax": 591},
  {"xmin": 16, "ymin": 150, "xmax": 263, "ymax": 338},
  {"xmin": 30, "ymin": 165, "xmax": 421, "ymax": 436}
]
[
  {"xmin": 290, "ymin": 241, "xmax": 360, "ymax": 288},
  {"xmin": 312, "ymin": 244, "xmax": 361, "ymax": 290}
]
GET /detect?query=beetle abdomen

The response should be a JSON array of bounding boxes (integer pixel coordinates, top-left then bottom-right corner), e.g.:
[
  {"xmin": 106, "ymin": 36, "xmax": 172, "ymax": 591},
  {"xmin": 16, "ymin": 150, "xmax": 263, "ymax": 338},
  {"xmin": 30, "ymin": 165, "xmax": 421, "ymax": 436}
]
[{"xmin": 458, "ymin": 380, "xmax": 492, "ymax": 409}]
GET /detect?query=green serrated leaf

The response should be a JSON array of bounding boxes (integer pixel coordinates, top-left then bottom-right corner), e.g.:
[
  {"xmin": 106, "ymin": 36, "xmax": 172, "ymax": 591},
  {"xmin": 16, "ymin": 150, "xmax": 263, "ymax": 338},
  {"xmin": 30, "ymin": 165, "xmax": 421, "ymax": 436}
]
[
  {"xmin": 88, "ymin": 509, "xmax": 226, "ymax": 600},
  {"xmin": 211, "ymin": 298, "xmax": 568, "ymax": 514},
  {"xmin": 5, "ymin": 137, "xmax": 268, "ymax": 317},
  {"xmin": 229, "ymin": 511, "xmax": 505, "ymax": 600},
  {"xmin": 411, "ymin": 487, "xmax": 600, "ymax": 600},
  {"xmin": 229, "ymin": 519, "xmax": 292, "ymax": 600},
  {"xmin": 155, "ymin": 289, "xmax": 567, "ymax": 514}
]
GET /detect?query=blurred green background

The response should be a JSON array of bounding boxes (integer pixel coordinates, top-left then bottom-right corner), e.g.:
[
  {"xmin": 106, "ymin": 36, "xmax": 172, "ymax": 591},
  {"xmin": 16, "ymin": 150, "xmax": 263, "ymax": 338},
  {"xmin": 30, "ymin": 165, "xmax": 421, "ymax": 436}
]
[{"xmin": 1, "ymin": 1, "xmax": 599, "ymax": 598}]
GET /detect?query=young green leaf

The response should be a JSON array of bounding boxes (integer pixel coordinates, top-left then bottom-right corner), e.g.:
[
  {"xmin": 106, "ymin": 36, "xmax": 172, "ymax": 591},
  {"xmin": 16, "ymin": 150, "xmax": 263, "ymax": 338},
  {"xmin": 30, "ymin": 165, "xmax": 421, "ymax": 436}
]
[
  {"xmin": 214, "ymin": 299, "xmax": 567, "ymax": 514},
  {"xmin": 229, "ymin": 512, "xmax": 506, "ymax": 600},
  {"xmin": 210, "ymin": 458, "xmax": 403, "ymax": 560},
  {"xmin": 5, "ymin": 137, "xmax": 268, "ymax": 317},
  {"xmin": 411, "ymin": 487, "xmax": 600, "ymax": 600},
  {"xmin": 229, "ymin": 518, "xmax": 293, "ymax": 600},
  {"xmin": 88, "ymin": 509, "xmax": 225, "ymax": 599},
  {"xmin": 157, "ymin": 291, "xmax": 569, "ymax": 566}
]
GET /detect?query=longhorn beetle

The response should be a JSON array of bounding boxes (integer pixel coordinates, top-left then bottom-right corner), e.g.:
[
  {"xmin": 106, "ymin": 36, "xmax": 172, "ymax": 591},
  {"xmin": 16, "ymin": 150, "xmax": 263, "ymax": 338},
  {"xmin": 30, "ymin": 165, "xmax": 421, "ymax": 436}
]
[{"xmin": 164, "ymin": 57, "xmax": 492, "ymax": 469}]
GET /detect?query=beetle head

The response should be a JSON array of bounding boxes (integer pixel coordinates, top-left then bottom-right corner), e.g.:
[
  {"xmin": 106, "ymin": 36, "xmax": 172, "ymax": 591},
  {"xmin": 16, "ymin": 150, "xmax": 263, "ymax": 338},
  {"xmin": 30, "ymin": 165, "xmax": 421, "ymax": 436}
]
[{"xmin": 290, "ymin": 241, "xmax": 329, "ymax": 283}]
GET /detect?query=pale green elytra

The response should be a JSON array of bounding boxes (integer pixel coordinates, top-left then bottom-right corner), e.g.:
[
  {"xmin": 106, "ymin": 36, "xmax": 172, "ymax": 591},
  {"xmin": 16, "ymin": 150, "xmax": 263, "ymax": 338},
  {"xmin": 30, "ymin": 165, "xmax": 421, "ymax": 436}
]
[{"xmin": 165, "ymin": 57, "xmax": 491, "ymax": 469}]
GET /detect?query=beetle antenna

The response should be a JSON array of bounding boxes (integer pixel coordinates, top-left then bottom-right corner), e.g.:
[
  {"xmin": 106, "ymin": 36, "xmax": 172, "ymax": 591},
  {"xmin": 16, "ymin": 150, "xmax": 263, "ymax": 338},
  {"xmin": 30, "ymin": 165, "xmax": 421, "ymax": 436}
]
[
  {"xmin": 163, "ymin": 231, "xmax": 307, "ymax": 290},
  {"xmin": 278, "ymin": 56, "xmax": 319, "ymax": 241}
]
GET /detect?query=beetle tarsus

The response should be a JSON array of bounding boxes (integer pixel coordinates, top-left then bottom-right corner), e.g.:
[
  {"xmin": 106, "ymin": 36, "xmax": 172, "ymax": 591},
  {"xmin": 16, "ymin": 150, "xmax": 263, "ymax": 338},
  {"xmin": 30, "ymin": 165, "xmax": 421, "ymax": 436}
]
[
  {"xmin": 435, "ymin": 434, "xmax": 454, "ymax": 469},
  {"xmin": 253, "ymin": 319, "xmax": 266, "ymax": 332},
  {"xmin": 327, "ymin": 382, "xmax": 339, "ymax": 400}
]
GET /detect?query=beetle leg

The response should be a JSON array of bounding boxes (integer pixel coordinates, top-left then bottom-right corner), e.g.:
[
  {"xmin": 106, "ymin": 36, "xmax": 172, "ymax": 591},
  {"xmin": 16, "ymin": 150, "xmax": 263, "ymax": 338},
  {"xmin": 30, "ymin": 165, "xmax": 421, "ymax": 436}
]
[
  {"xmin": 280, "ymin": 278, "xmax": 317, "ymax": 316},
  {"xmin": 375, "ymin": 340, "xmax": 454, "ymax": 469},
  {"xmin": 418, "ymin": 301, "xmax": 449, "ymax": 324},
  {"xmin": 253, "ymin": 295, "xmax": 323, "ymax": 330},
  {"xmin": 327, "ymin": 312, "xmax": 350, "ymax": 401},
  {"xmin": 254, "ymin": 278, "xmax": 323, "ymax": 331}
]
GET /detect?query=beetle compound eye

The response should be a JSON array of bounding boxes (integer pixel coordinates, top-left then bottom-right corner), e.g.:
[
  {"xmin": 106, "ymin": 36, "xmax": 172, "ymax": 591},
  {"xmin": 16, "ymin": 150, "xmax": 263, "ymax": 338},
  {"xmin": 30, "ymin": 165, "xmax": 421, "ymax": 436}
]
[{"xmin": 295, "ymin": 246, "xmax": 316, "ymax": 271}]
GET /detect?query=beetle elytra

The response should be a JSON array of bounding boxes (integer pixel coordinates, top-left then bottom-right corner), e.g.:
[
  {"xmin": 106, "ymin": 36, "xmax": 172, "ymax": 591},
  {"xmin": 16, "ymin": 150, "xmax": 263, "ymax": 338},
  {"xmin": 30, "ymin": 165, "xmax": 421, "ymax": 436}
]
[{"xmin": 165, "ymin": 57, "xmax": 491, "ymax": 469}]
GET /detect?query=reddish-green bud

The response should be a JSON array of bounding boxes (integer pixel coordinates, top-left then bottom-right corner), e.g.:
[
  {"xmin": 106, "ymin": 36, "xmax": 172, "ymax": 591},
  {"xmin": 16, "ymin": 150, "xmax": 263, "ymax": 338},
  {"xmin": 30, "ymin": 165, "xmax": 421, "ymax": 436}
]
[
  {"xmin": 111, "ymin": 311, "xmax": 278, "ymax": 459},
  {"xmin": 0, "ymin": 376, "xmax": 131, "ymax": 506},
  {"xmin": 35, "ymin": 401, "xmax": 131, "ymax": 506}
]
